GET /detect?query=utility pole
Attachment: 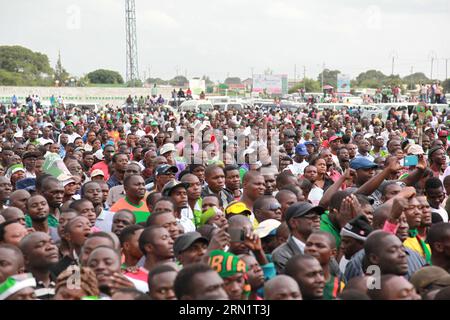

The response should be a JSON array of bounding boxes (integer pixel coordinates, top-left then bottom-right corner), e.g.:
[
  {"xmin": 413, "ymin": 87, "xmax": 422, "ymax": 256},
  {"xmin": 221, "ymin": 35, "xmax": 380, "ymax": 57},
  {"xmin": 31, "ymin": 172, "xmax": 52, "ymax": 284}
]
[
  {"xmin": 391, "ymin": 56, "xmax": 395, "ymax": 75},
  {"xmin": 250, "ymin": 67, "xmax": 254, "ymax": 93},
  {"xmin": 321, "ymin": 62, "xmax": 325, "ymax": 91},
  {"xmin": 303, "ymin": 65, "xmax": 306, "ymax": 91},
  {"xmin": 446, "ymin": 58, "xmax": 448, "ymax": 81},
  {"xmin": 429, "ymin": 51, "xmax": 437, "ymax": 80},
  {"xmin": 390, "ymin": 51, "xmax": 398, "ymax": 75},
  {"xmin": 409, "ymin": 66, "xmax": 414, "ymax": 90},
  {"xmin": 431, "ymin": 56, "xmax": 434, "ymax": 80},
  {"xmin": 294, "ymin": 64, "xmax": 297, "ymax": 86}
]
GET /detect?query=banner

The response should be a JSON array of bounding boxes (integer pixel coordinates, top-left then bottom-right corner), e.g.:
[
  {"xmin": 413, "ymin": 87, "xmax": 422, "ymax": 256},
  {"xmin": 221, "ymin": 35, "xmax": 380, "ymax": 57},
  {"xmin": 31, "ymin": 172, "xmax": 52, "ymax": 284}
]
[
  {"xmin": 337, "ymin": 74, "xmax": 351, "ymax": 93},
  {"xmin": 189, "ymin": 79, "xmax": 206, "ymax": 95},
  {"xmin": 252, "ymin": 74, "xmax": 287, "ymax": 94},
  {"xmin": 43, "ymin": 153, "xmax": 72, "ymax": 181}
]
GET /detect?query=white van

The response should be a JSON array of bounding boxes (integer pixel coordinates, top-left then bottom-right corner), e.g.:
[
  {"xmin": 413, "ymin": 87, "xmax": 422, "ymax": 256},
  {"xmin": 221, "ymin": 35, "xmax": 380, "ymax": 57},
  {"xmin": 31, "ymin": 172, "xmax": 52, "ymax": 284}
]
[
  {"xmin": 179, "ymin": 100, "xmax": 213, "ymax": 113},
  {"xmin": 213, "ymin": 102, "xmax": 244, "ymax": 112}
]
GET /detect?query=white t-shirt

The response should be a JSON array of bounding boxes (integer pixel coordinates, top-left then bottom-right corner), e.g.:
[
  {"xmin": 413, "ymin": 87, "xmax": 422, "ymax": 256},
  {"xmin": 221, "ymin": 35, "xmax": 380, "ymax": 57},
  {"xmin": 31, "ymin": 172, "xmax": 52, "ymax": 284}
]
[
  {"xmin": 308, "ymin": 186, "xmax": 324, "ymax": 206},
  {"xmin": 287, "ymin": 160, "xmax": 309, "ymax": 176},
  {"xmin": 432, "ymin": 207, "xmax": 449, "ymax": 223}
]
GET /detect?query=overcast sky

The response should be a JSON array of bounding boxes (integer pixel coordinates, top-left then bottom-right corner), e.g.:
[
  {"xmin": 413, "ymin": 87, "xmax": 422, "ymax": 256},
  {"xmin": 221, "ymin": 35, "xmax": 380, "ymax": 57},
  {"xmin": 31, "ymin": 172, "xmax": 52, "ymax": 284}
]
[{"xmin": 1, "ymin": 0, "xmax": 449, "ymax": 82}]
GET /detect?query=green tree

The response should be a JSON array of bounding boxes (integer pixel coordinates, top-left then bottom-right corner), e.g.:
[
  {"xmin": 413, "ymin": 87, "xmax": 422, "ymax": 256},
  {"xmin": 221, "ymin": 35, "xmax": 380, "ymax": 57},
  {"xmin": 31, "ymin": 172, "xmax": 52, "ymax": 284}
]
[
  {"xmin": 169, "ymin": 75, "xmax": 188, "ymax": 87},
  {"xmin": 382, "ymin": 75, "xmax": 403, "ymax": 87},
  {"xmin": 145, "ymin": 77, "xmax": 168, "ymax": 85},
  {"xmin": 126, "ymin": 79, "xmax": 143, "ymax": 87},
  {"xmin": 442, "ymin": 79, "xmax": 450, "ymax": 94},
  {"xmin": 87, "ymin": 69, "xmax": 124, "ymax": 84},
  {"xmin": 0, "ymin": 45, "xmax": 53, "ymax": 85},
  {"xmin": 224, "ymin": 77, "xmax": 241, "ymax": 85},
  {"xmin": 355, "ymin": 70, "xmax": 386, "ymax": 88},
  {"xmin": 402, "ymin": 72, "xmax": 429, "ymax": 89},
  {"xmin": 54, "ymin": 51, "xmax": 70, "ymax": 86},
  {"xmin": 289, "ymin": 78, "xmax": 321, "ymax": 93},
  {"xmin": 202, "ymin": 75, "xmax": 214, "ymax": 86},
  {"xmin": 317, "ymin": 69, "xmax": 341, "ymax": 89}
]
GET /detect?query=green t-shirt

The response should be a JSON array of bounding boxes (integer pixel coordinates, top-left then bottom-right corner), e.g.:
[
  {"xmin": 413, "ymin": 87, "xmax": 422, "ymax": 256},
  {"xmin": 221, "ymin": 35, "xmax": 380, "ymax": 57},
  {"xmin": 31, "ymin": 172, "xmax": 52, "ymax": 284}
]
[
  {"xmin": 25, "ymin": 214, "xmax": 59, "ymax": 228},
  {"xmin": 319, "ymin": 212, "xmax": 341, "ymax": 248},
  {"xmin": 323, "ymin": 274, "xmax": 344, "ymax": 300}
]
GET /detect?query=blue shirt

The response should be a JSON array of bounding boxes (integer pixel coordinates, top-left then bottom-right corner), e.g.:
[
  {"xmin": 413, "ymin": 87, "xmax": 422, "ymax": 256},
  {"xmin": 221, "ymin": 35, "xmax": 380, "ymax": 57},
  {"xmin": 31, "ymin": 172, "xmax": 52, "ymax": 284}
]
[{"xmin": 107, "ymin": 175, "xmax": 122, "ymax": 189}]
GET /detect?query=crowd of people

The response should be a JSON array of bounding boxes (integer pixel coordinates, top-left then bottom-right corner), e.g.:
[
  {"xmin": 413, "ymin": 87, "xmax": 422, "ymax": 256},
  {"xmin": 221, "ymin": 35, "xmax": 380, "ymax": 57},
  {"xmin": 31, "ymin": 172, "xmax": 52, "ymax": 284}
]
[{"xmin": 1, "ymin": 95, "xmax": 450, "ymax": 301}]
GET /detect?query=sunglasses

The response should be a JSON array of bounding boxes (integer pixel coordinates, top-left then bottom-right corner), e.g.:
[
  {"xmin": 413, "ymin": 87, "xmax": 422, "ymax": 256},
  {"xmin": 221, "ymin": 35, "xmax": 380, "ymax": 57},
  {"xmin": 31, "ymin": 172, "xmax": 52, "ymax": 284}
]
[{"xmin": 264, "ymin": 203, "xmax": 282, "ymax": 211}]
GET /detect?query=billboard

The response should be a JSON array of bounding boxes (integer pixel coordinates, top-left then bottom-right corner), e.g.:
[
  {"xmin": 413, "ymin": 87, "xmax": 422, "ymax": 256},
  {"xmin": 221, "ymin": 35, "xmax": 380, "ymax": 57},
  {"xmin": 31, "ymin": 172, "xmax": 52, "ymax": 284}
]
[
  {"xmin": 189, "ymin": 79, "xmax": 206, "ymax": 95},
  {"xmin": 252, "ymin": 74, "xmax": 287, "ymax": 95},
  {"xmin": 337, "ymin": 74, "xmax": 351, "ymax": 93}
]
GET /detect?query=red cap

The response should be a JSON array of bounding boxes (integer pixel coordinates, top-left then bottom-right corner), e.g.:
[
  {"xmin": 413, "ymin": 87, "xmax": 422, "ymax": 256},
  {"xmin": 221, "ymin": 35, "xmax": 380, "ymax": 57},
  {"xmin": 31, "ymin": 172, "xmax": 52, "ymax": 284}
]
[
  {"xmin": 329, "ymin": 135, "xmax": 342, "ymax": 142},
  {"xmin": 438, "ymin": 130, "xmax": 448, "ymax": 137}
]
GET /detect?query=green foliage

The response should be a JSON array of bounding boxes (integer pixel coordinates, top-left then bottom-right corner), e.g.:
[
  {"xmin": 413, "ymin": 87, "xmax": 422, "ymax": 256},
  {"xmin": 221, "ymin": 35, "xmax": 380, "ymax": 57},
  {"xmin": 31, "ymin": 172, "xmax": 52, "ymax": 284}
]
[
  {"xmin": 126, "ymin": 79, "xmax": 143, "ymax": 87},
  {"xmin": 402, "ymin": 72, "xmax": 429, "ymax": 85},
  {"xmin": 383, "ymin": 75, "xmax": 403, "ymax": 87},
  {"xmin": 54, "ymin": 52, "xmax": 70, "ymax": 85},
  {"xmin": 202, "ymin": 75, "xmax": 214, "ymax": 86},
  {"xmin": 289, "ymin": 78, "xmax": 321, "ymax": 93},
  {"xmin": 224, "ymin": 77, "xmax": 241, "ymax": 85},
  {"xmin": 355, "ymin": 70, "xmax": 387, "ymax": 85},
  {"xmin": 442, "ymin": 79, "xmax": 450, "ymax": 93},
  {"xmin": 146, "ymin": 77, "xmax": 168, "ymax": 85},
  {"xmin": 87, "ymin": 69, "xmax": 124, "ymax": 84},
  {"xmin": 169, "ymin": 75, "xmax": 188, "ymax": 87},
  {"xmin": 317, "ymin": 69, "xmax": 341, "ymax": 88},
  {"xmin": 0, "ymin": 45, "xmax": 53, "ymax": 86}
]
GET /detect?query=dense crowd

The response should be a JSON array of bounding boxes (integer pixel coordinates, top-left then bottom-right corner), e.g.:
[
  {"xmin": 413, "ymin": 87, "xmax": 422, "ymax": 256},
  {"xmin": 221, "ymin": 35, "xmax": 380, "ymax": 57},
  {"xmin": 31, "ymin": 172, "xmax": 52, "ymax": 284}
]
[{"xmin": 1, "ymin": 96, "xmax": 450, "ymax": 301}]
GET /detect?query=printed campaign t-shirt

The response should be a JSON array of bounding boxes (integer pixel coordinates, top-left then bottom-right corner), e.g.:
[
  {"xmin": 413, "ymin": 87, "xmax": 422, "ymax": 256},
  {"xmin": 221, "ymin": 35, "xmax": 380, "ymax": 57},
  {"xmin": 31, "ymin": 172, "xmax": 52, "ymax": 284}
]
[{"xmin": 109, "ymin": 197, "xmax": 150, "ymax": 224}]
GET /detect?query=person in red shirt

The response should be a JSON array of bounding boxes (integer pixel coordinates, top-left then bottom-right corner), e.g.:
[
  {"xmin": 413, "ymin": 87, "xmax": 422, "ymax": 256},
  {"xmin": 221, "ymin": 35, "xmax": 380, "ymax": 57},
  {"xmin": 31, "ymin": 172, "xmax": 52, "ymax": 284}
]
[{"xmin": 90, "ymin": 144, "xmax": 115, "ymax": 181}]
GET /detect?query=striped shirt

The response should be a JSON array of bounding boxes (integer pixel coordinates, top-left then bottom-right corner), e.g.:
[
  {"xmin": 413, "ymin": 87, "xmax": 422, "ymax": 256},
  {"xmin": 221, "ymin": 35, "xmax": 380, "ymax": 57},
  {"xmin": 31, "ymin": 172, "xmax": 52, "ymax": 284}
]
[{"xmin": 35, "ymin": 278, "xmax": 56, "ymax": 300}]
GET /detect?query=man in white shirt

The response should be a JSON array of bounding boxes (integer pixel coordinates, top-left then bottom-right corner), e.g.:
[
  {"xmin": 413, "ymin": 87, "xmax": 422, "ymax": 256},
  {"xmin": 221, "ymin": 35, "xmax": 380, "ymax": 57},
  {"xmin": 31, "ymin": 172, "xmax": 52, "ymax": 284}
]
[
  {"xmin": 37, "ymin": 124, "xmax": 54, "ymax": 146},
  {"xmin": 162, "ymin": 181, "xmax": 196, "ymax": 232},
  {"xmin": 60, "ymin": 121, "xmax": 81, "ymax": 144},
  {"xmin": 286, "ymin": 143, "xmax": 309, "ymax": 177},
  {"xmin": 355, "ymin": 139, "xmax": 375, "ymax": 162}
]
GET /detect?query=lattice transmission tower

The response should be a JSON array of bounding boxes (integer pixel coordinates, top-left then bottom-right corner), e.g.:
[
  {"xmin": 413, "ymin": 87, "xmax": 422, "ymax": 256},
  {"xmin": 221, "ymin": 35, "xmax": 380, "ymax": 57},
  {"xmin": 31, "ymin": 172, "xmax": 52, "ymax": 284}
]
[{"xmin": 125, "ymin": 0, "xmax": 139, "ymax": 82}]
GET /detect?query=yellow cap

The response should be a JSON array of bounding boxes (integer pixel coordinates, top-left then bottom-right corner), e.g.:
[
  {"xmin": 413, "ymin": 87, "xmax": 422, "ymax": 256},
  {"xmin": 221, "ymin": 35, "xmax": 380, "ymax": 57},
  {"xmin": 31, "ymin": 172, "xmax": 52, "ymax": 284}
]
[{"xmin": 225, "ymin": 201, "xmax": 252, "ymax": 217}]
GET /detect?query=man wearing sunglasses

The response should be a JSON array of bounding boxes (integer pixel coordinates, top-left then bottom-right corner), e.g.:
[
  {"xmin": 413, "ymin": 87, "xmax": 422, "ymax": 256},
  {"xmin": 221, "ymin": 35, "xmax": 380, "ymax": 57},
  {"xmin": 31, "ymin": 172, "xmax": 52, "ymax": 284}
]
[
  {"xmin": 149, "ymin": 164, "xmax": 178, "ymax": 194},
  {"xmin": 253, "ymin": 196, "xmax": 282, "ymax": 223},
  {"xmin": 272, "ymin": 202, "xmax": 324, "ymax": 274}
]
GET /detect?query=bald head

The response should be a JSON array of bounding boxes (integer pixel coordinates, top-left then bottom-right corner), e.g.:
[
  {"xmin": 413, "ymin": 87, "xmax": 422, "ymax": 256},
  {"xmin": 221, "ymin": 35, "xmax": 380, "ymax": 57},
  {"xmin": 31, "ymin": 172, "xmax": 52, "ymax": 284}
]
[
  {"xmin": 243, "ymin": 170, "xmax": 263, "ymax": 184},
  {"xmin": 309, "ymin": 230, "xmax": 337, "ymax": 249},
  {"xmin": 228, "ymin": 214, "xmax": 252, "ymax": 229},
  {"xmin": 0, "ymin": 244, "xmax": 25, "ymax": 283},
  {"xmin": 205, "ymin": 165, "xmax": 223, "ymax": 178},
  {"xmin": 264, "ymin": 275, "xmax": 302, "ymax": 300},
  {"xmin": 180, "ymin": 173, "xmax": 199, "ymax": 183},
  {"xmin": 10, "ymin": 190, "xmax": 31, "ymax": 205},
  {"xmin": 0, "ymin": 207, "xmax": 25, "ymax": 223},
  {"xmin": 19, "ymin": 232, "xmax": 48, "ymax": 255},
  {"xmin": 373, "ymin": 204, "xmax": 392, "ymax": 230}
]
